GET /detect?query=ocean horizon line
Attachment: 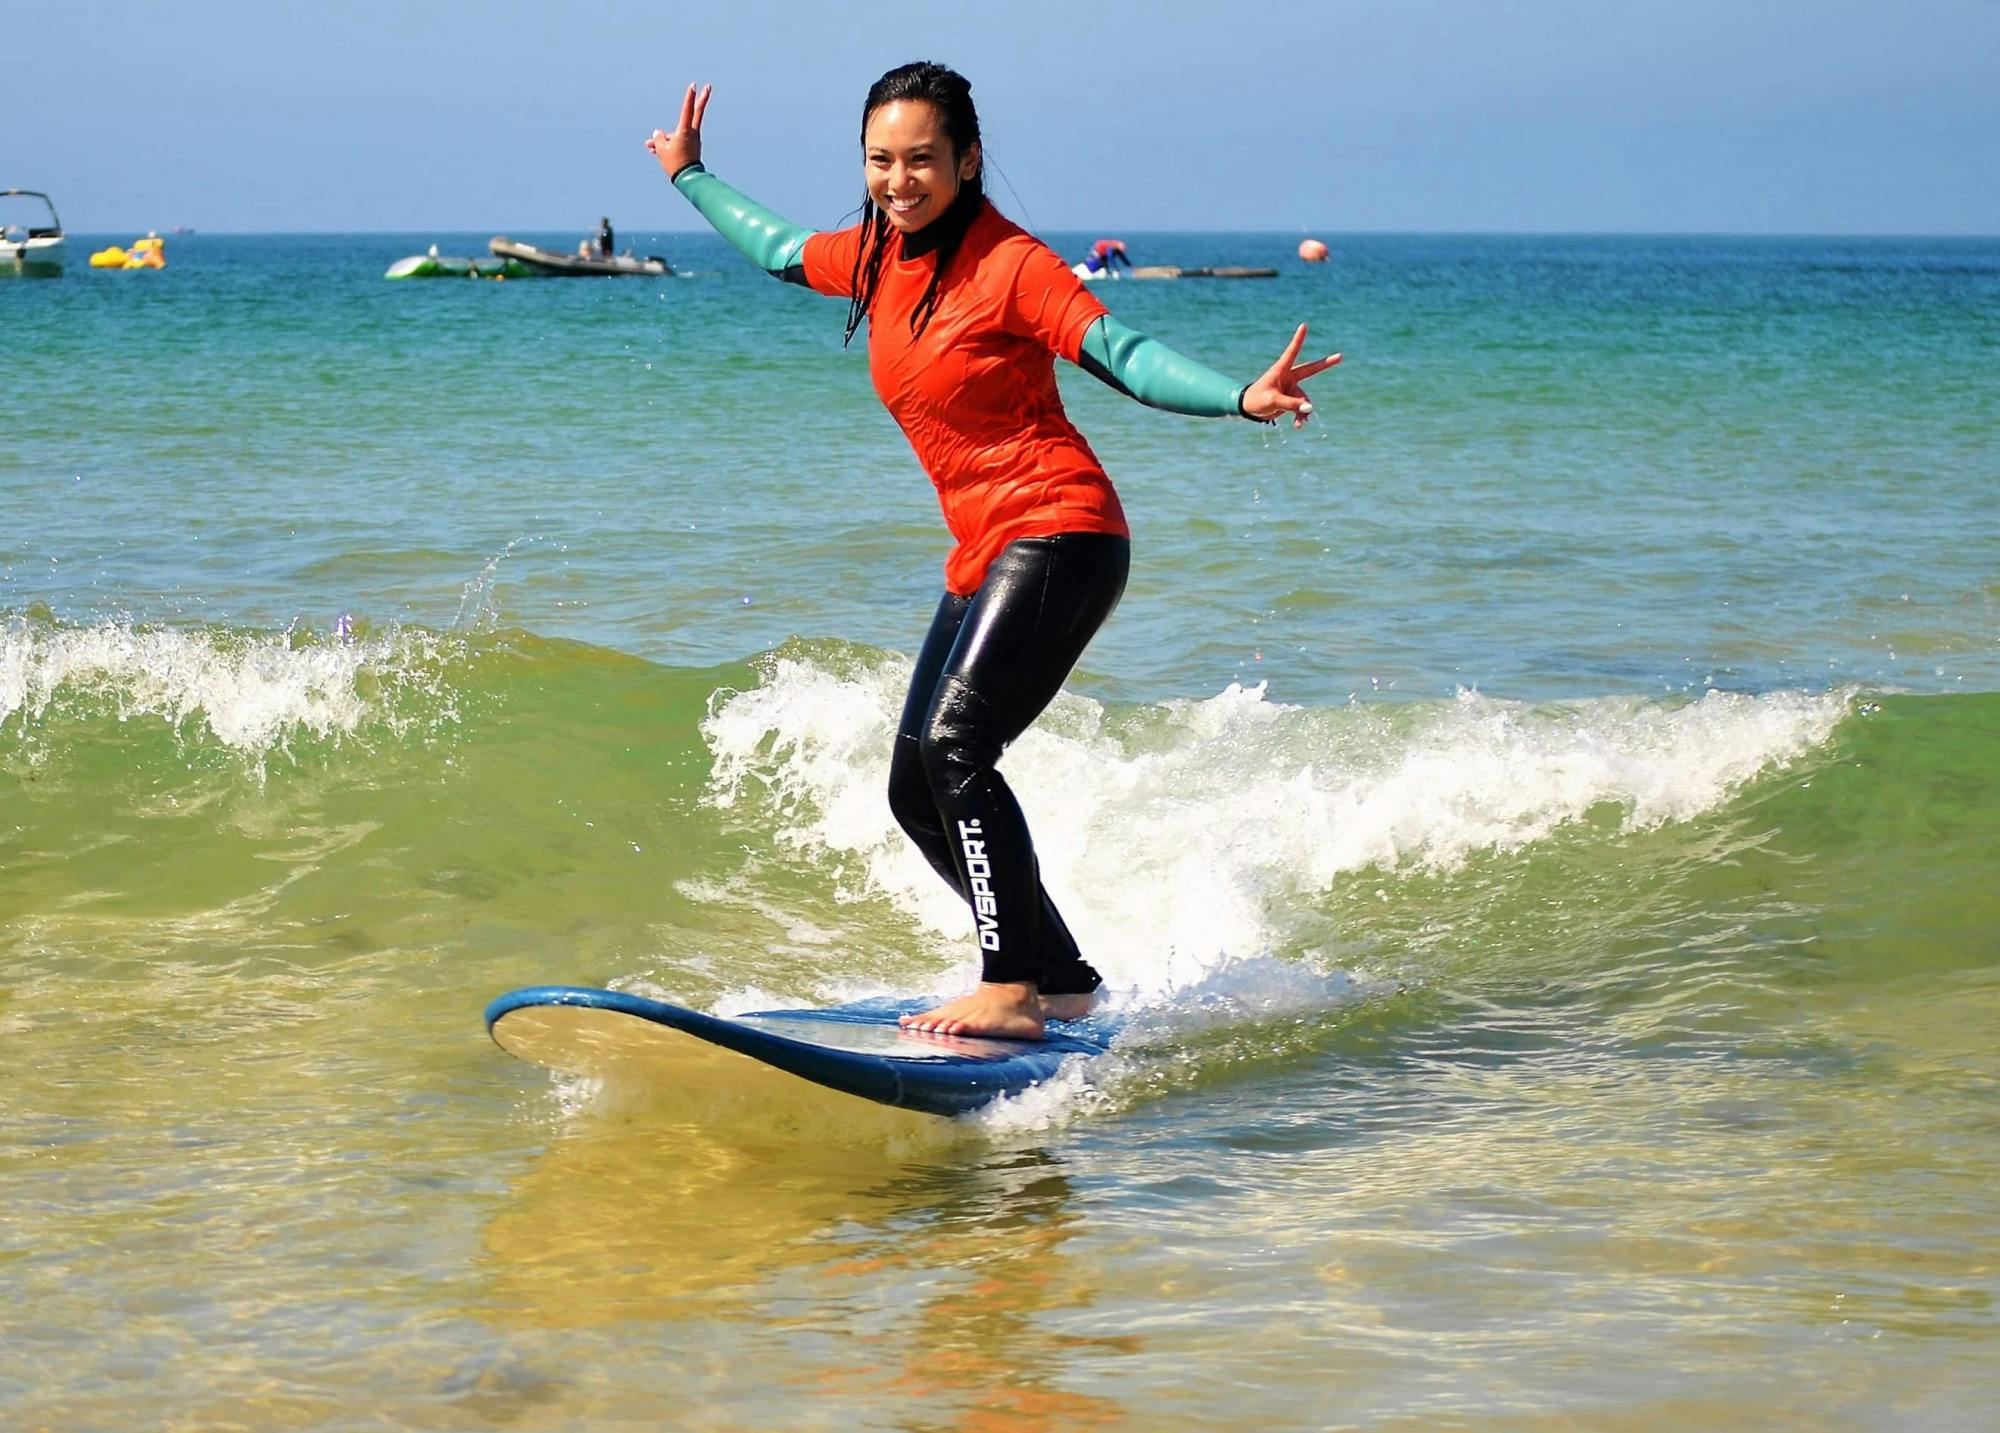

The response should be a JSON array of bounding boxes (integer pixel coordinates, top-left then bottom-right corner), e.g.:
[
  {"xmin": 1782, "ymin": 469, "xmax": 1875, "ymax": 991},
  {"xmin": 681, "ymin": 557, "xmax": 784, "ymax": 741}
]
[{"xmin": 47, "ymin": 225, "xmax": 2000, "ymax": 242}]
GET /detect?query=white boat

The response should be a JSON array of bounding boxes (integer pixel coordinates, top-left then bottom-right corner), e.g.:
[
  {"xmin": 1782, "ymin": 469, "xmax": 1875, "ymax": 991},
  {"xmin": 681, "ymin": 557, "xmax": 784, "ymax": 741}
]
[
  {"xmin": 385, "ymin": 243, "xmax": 533, "ymax": 280},
  {"xmin": 0, "ymin": 189, "xmax": 65, "ymax": 274}
]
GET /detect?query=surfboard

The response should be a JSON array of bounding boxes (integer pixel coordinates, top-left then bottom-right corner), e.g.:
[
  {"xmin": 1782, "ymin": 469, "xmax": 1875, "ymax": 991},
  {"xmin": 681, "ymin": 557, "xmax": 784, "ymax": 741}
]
[
  {"xmin": 1128, "ymin": 265, "xmax": 1278, "ymax": 280},
  {"xmin": 485, "ymin": 985, "xmax": 1116, "ymax": 1118},
  {"xmin": 1071, "ymin": 263, "xmax": 1277, "ymax": 281}
]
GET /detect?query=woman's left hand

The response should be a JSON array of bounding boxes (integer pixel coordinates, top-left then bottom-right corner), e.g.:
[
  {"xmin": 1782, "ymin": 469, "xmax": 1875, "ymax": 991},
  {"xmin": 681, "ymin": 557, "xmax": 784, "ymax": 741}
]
[{"xmin": 1241, "ymin": 324, "xmax": 1341, "ymax": 429}]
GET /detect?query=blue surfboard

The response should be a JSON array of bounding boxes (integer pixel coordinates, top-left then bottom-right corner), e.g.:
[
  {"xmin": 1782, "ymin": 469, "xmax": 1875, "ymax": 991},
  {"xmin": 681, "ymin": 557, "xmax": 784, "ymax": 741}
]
[{"xmin": 485, "ymin": 985, "xmax": 1116, "ymax": 1118}]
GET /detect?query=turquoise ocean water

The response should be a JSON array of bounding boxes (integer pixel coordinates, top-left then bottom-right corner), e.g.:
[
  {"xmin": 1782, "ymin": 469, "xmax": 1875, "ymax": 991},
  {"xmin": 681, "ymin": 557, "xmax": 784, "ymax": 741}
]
[{"xmin": 4, "ymin": 228, "xmax": 1997, "ymax": 1428}]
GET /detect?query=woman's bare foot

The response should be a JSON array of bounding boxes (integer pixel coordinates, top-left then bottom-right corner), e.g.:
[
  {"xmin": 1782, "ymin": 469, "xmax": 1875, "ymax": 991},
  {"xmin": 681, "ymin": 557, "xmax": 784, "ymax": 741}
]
[
  {"xmin": 900, "ymin": 981, "xmax": 1045, "ymax": 1040},
  {"xmin": 1038, "ymin": 990, "xmax": 1098, "ymax": 1023}
]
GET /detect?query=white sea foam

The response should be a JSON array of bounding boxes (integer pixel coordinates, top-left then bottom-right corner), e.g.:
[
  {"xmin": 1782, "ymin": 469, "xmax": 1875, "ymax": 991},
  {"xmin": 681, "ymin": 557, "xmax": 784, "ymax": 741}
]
[
  {"xmin": 0, "ymin": 616, "xmax": 457, "ymax": 757},
  {"xmin": 702, "ymin": 654, "xmax": 1853, "ymax": 1008},
  {"xmin": 971, "ymin": 957, "xmax": 1369, "ymax": 1134}
]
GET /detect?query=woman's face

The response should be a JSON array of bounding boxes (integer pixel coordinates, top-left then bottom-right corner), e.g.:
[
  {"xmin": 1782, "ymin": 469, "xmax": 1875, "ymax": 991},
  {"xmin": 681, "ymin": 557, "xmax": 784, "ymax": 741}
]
[{"xmin": 863, "ymin": 99, "xmax": 979, "ymax": 235}]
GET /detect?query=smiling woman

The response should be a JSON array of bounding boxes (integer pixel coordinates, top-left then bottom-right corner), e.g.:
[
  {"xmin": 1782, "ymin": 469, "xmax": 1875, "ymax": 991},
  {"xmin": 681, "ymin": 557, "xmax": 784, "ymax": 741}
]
[{"xmin": 645, "ymin": 62, "xmax": 1339, "ymax": 1040}]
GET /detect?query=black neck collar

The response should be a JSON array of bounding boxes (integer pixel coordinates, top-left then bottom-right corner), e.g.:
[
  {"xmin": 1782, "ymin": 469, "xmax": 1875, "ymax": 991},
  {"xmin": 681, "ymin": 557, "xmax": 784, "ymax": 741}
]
[{"xmin": 898, "ymin": 184, "xmax": 984, "ymax": 260}]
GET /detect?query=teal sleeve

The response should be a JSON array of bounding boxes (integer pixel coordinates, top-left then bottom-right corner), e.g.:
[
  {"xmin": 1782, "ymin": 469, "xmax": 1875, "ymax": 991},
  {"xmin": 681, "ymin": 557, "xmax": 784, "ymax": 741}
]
[
  {"xmin": 670, "ymin": 163, "xmax": 814, "ymax": 281},
  {"xmin": 1075, "ymin": 314, "xmax": 1252, "ymax": 420}
]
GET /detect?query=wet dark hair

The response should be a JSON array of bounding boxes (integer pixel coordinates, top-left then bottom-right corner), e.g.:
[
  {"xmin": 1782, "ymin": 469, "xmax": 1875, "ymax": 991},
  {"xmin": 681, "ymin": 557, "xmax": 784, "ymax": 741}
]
[{"xmin": 843, "ymin": 61, "xmax": 985, "ymax": 348}]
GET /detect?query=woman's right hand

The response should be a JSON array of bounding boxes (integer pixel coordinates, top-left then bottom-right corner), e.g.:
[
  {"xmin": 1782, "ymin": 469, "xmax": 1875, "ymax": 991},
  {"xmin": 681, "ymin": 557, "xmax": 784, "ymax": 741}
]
[
  {"xmin": 1240, "ymin": 324, "xmax": 1341, "ymax": 429},
  {"xmin": 646, "ymin": 83, "xmax": 711, "ymax": 180}
]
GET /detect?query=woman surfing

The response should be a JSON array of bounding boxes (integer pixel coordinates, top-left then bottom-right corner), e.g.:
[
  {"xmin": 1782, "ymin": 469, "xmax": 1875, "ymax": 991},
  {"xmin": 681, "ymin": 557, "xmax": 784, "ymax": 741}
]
[{"xmin": 647, "ymin": 63, "xmax": 1337, "ymax": 1040}]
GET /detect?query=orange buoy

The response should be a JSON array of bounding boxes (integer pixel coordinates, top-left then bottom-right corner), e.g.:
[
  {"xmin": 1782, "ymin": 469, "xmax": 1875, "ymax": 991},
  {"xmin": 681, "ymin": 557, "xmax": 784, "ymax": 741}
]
[{"xmin": 1298, "ymin": 238, "xmax": 1330, "ymax": 263}]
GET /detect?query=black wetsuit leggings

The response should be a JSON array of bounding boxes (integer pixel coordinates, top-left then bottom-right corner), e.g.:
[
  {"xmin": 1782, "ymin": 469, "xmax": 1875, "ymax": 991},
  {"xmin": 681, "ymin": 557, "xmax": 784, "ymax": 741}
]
[{"xmin": 887, "ymin": 533, "xmax": 1130, "ymax": 993}]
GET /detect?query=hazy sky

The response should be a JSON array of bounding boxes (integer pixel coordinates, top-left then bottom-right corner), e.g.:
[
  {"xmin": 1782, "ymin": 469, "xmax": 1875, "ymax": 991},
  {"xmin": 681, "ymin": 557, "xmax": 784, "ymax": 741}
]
[{"xmin": 12, "ymin": 0, "xmax": 1998, "ymax": 234}]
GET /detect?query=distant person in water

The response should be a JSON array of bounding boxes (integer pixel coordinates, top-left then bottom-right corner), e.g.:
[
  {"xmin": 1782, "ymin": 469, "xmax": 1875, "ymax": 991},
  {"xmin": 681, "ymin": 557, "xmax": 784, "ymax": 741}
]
[
  {"xmin": 647, "ymin": 64, "xmax": 1337, "ymax": 1039},
  {"xmin": 1082, "ymin": 237, "xmax": 1132, "ymax": 276},
  {"xmin": 598, "ymin": 216, "xmax": 616, "ymax": 257}
]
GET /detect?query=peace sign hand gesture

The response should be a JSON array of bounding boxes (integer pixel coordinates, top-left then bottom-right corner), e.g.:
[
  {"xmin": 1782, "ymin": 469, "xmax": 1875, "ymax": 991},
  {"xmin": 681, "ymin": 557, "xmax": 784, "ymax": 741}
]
[
  {"xmin": 646, "ymin": 83, "xmax": 712, "ymax": 181},
  {"xmin": 1241, "ymin": 324, "xmax": 1341, "ymax": 429}
]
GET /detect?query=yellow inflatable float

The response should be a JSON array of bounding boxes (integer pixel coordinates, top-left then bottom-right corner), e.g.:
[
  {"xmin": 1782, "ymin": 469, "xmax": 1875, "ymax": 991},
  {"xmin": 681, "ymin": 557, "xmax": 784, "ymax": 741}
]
[{"xmin": 90, "ymin": 233, "xmax": 166, "ymax": 269}]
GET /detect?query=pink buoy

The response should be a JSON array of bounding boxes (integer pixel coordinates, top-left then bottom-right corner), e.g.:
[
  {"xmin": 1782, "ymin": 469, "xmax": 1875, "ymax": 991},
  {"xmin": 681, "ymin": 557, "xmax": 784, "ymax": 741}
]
[{"xmin": 1298, "ymin": 238, "xmax": 1330, "ymax": 263}]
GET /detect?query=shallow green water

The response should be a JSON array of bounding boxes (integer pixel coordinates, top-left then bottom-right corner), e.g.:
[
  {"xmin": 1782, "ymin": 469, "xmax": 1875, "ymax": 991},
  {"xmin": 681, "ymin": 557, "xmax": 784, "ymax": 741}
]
[{"xmin": 3, "ymin": 230, "xmax": 1997, "ymax": 1428}]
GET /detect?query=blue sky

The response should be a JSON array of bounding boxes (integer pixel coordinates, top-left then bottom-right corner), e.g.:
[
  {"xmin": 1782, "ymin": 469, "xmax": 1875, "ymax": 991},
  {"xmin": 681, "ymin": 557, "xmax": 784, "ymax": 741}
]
[{"xmin": 12, "ymin": 0, "xmax": 1999, "ymax": 234}]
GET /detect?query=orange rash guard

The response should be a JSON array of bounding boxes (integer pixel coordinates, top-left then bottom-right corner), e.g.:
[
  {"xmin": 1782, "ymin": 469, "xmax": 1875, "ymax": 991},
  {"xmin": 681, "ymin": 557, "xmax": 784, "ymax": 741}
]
[{"xmin": 800, "ymin": 205, "xmax": 1129, "ymax": 596}]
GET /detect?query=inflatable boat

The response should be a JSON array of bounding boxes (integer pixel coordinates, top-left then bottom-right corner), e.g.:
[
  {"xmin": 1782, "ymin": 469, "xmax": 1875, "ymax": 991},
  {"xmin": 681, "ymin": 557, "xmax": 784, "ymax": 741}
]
[{"xmin": 487, "ymin": 236, "xmax": 670, "ymax": 276}]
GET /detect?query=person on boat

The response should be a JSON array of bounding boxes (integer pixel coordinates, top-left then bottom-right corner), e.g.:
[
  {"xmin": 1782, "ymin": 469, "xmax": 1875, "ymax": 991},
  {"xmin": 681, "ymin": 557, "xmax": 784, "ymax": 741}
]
[
  {"xmin": 646, "ymin": 64, "xmax": 1337, "ymax": 1040},
  {"xmin": 1082, "ymin": 237, "xmax": 1132, "ymax": 276},
  {"xmin": 598, "ymin": 216, "xmax": 616, "ymax": 258}
]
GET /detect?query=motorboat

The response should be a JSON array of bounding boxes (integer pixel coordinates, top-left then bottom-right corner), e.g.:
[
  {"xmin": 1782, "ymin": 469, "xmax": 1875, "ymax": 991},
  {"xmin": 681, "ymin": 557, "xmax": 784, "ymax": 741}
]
[
  {"xmin": 488, "ymin": 235, "xmax": 669, "ymax": 277},
  {"xmin": 1, "ymin": 189, "xmax": 65, "ymax": 274}
]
